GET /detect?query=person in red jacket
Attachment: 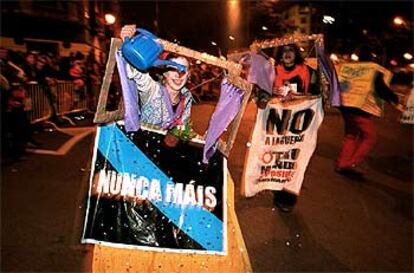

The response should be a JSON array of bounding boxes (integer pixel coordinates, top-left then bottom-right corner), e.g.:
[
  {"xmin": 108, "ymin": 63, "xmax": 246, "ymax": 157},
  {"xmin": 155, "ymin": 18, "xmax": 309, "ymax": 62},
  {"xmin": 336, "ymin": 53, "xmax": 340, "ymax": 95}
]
[
  {"xmin": 272, "ymin": 43, "xmax": 320, "ymax": 212},
  {"xmin": 273, "ymin": 43, "xmax": 319, "ymax": 98}
]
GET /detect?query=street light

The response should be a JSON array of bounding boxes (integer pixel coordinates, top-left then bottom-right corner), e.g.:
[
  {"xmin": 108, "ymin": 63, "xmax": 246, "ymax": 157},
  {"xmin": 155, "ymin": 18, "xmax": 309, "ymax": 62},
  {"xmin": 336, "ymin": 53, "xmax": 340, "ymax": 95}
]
[
  {"xmin": 105, "ymin": 13, "xmax": 116, "ymax": 25},
  {"xmin": 322, "ymin": 15, "xmax": 335, "ymax": 24},
  {"xmin": 403, "ymin": 53, "xmax": 413, "ymax": 60},
  {"xmin": 330, "ymin": 53, "xmax": 339, "ymax": 62},
  {"xmin": 393, "ymin": 16, "xmax": 405, "ymax": 26},
  {"xmin": 210, "ymin": 41, "xmax": 222, "ymax": 57},
  {"xmin": 262, "ymin": 26, "xmax": 268, "ymax": 31},
  {"xmin": 351, "ymin": 53, "xmax": 359, "ymax": 61},
  {"xmin": 228, "ymin": 35, "xmax": 235, "ymax": 41}
]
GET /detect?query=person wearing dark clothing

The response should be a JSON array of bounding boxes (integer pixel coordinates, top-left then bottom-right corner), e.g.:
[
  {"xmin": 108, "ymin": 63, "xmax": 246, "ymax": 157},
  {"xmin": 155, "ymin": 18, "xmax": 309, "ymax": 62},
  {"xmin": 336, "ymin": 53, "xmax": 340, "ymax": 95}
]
[
  {"xmin": 4, "ymin": 85, "xmax": 34, "ymax": 160},
  {"xmin": 21, "ymin": 52, "xmax": 38, "ymax": 81},
  {"xmin": 1, "ymin": 48, "xmax": 33, "ymax": 162}
]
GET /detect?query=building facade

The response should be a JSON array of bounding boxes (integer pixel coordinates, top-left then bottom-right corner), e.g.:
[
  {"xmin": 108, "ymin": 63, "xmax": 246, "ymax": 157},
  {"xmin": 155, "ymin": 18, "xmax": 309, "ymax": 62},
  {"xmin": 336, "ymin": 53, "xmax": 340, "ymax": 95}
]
[{"xmin": 0, "ymin": 0, "xmax": 119, "ymax": 62}]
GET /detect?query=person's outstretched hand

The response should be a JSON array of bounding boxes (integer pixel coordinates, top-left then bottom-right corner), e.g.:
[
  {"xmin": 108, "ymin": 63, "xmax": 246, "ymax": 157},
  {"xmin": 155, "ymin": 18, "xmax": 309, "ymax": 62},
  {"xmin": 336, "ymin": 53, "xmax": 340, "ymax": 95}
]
[{"xmin": 120, "ymin": 24, "xmax": 136, "ymax": 41}]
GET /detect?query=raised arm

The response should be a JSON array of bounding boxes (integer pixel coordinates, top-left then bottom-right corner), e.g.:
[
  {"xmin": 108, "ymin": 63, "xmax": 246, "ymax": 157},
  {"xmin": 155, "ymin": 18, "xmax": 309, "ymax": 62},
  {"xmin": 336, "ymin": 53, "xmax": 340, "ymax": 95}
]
[{"xmin": 120, "ymin": 24, "xmax": 159, "ymax": 104}]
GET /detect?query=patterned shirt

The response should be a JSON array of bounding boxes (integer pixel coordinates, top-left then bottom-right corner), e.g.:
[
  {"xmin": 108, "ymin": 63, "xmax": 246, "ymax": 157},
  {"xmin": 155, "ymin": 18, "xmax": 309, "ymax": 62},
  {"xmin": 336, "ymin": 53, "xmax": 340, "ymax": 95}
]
[{"xmin": 126, "ymin": 65, "xmax": 193, "ymax": 127}]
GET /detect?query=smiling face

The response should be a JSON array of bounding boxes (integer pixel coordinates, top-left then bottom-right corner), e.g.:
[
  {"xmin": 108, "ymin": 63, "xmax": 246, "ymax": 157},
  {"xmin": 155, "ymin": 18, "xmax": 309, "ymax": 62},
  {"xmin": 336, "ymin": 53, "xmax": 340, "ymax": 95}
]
[
  {"xmin": 163, "ymin": 57, "xmax": 189, "ymax": 92},
  {"xmin": 281, "ymin": 46, "xmax": 296, "ymax": 67}
]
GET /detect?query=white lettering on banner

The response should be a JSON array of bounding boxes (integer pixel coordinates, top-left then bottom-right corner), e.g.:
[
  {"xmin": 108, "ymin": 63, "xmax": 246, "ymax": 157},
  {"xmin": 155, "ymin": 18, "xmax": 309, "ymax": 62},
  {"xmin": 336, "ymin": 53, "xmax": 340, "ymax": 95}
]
[
  {"xmin": 183, "ymin": 184, "xmax": 197, "ymax": 206},
  {"xmin": 149, "ymin": 179, "xmax": 162, "ymax": 201},
  {"xmin": 242, "ymin": 98, "xmax": 324, "ymax": 196},
  {"xmin": 205, "ymin": 187, "xmax": 217, "ymax": 208},
  {"xmin": 165, "ymin": 182, "xmax": 183, "ymax": 204},
  {"xmin": 96, "ymin": 170, "xmax": 217, "ymax": 208},
  {"xmin": 400, "ymin": 88, "xmax": 414, "ymax": 124},
  {"xmin": 137, "ymin": 176, "xmax": 150, "ymax": 199}
]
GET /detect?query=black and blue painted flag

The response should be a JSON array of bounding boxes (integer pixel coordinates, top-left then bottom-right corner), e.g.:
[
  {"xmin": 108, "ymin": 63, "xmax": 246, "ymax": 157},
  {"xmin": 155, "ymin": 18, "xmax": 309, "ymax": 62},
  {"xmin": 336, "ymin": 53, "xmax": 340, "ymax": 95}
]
[{"xmin": 82, "ymin": 123, "xmax": 227, "ymax": 255}]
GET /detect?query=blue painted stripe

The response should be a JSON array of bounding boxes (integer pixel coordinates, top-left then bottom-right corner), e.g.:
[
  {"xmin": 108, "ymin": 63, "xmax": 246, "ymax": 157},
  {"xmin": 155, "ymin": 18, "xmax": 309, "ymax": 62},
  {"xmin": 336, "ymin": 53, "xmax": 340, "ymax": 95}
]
[{"xmin": 97, "ymin": 124, "xmax": 224, "ymax": 252}]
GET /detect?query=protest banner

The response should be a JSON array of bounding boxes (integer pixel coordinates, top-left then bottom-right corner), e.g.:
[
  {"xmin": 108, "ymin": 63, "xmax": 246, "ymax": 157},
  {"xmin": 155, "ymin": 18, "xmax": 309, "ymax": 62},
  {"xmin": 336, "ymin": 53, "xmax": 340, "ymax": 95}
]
[
  {"xmin": 242, "ymin": 97, "xmax": 324, "ymax": 196},
  {"xmin": 82, "ymin": 123, "xmax": 227, "ymax": 255},
  {"xmin": 336, "ymin": 62, "xmax": 392, "ymax": 117},
  {"xmin": 400, "ymin": 87, "xmax": 414, "ymax": 124}
]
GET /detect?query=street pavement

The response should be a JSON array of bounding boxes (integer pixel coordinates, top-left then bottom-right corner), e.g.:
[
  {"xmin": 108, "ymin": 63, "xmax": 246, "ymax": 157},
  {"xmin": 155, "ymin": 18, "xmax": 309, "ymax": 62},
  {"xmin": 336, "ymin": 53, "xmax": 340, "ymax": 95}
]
[{"xmin": 1, "ymin": 96, "xmax": 413, "ymax": 272}]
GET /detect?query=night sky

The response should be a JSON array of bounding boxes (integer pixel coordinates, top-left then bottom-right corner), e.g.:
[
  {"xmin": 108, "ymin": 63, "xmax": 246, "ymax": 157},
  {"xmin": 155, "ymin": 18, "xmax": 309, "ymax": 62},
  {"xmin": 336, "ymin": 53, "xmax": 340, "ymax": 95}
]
[
  {"xmin": 119, "ymin": 1, "xmax": 226, "ymax": 50},
  {"xmin": 118, "ymin": 0, "xmax": 413, "ymax": 59}
]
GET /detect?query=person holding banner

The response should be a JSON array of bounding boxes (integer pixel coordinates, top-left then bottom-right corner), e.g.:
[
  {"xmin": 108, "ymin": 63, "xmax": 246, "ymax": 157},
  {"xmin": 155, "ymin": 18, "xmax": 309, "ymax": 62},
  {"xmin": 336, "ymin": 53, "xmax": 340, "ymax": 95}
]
[
  {"xmin": 243, "ymin": 41, "xmax": 337, "ymax": 212},
  {"xmin": 335, "ymin": 45, "xmax": 400, "ymax": 176},
  {"xmin": 120, "ymin": 25, "xmax": 192, "ymax": 129},
  {"xmin": 273, "ymin": 43, "xmax": 320, "ymax": 98},
  {"xmin": 269, "ymin": 43, "xmax": 320, "ymax": 212}
]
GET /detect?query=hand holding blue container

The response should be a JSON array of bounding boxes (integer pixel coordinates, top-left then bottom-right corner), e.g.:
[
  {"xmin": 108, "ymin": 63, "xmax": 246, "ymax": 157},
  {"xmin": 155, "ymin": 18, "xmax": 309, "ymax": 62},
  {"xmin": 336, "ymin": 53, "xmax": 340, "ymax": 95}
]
[{"xmin": 121, "ymin": 28, "xmax": 187, "ymax": 73}]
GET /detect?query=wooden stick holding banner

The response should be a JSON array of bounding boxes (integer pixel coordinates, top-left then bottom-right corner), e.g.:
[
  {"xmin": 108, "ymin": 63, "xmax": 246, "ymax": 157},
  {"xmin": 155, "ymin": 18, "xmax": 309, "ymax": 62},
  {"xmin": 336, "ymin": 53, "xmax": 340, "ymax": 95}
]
[
  {"xmin": 250, "ymin": 33, "xmax": 324, "ymax": 52},
  {"xmin": 159, "ymin": 39, "xmax": 242, "ymax": 76},
  {"xmin": 94, "ymin": 38, "xmax": 124, "ymax": 124}
]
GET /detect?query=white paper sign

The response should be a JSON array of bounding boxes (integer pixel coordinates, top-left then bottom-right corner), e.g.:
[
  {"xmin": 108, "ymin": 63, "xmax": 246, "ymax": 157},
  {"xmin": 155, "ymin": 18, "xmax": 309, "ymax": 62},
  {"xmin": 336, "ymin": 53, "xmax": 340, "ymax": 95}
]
[
  {"xmin": 400, "ymin": 87, "xmax": 414, "ymax": 125},
  {"xmin": 242, "ymin": 97, "xmax": 324, "ymax": 196}
]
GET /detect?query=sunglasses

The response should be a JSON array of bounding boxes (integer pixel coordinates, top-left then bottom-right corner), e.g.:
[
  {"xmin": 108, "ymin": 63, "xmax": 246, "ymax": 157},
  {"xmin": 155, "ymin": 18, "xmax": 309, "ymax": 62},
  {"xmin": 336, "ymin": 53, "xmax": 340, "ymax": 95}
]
[{"xmin": 165, "ymin": 65, "xmax": 188, "ymax": 76}]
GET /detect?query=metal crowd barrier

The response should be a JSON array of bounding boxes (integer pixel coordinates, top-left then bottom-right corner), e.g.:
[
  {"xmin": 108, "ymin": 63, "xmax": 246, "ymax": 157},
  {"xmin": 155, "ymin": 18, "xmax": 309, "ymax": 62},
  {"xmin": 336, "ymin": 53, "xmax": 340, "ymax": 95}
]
[
  {"xmin": 25, "ymin": 81, "xmax": 52, "ymax": 124},
  {"xmin": 56, "ymin": 80, "xmax": 88, "ymax": 116},
  {"xmin": 24, "ymin": 81, "xmax": 90, "ymax": 124}
]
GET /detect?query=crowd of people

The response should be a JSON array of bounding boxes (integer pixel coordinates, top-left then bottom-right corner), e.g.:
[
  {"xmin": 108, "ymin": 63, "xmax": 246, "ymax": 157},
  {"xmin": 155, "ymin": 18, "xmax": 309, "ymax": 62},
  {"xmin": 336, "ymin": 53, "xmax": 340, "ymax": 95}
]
[{"xmin": 0, "ymin": 48, "xmax": 104, "ymax": 162}]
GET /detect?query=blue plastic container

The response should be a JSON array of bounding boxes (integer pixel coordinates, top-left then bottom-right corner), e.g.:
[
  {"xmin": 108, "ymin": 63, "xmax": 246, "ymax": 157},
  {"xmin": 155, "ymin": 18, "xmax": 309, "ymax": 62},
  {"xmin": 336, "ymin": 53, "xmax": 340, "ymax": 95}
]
[{"xmin": 121, "ymin": 28, "xmax": 186, "ymax": 72}]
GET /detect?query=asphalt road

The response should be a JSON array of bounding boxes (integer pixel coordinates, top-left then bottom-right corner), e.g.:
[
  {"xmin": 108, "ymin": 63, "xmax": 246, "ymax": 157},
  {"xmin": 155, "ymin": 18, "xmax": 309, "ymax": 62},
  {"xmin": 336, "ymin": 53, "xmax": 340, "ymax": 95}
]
[{"xmin": 2, "ymin": 96, "xmax": 413, "ymax": 272}]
